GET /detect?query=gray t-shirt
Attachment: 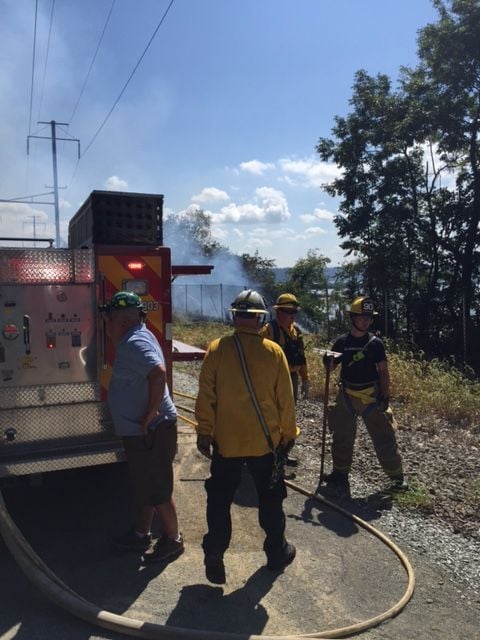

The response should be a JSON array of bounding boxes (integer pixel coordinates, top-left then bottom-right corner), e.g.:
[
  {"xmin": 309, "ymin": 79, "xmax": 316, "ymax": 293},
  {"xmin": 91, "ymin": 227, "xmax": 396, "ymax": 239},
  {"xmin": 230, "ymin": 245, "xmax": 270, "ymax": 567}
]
[{"xmin": 108, "ymin": 323, "xmax": 177, "ymax": 436}]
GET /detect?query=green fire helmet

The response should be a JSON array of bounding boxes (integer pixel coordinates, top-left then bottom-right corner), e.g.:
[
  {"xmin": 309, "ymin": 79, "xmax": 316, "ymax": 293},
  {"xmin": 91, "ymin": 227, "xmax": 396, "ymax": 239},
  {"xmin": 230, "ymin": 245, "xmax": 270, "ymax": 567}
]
[
  {"xmin": 349, "ymin": 296, "xmax": 378, "ymax": 316},
  {"xmin": 100, "ymin": 291, "xmax": 144, "ymax": 313},
  {"xmin": 229, "ymin": 289, "xmax": 267, "ymax": 314}
]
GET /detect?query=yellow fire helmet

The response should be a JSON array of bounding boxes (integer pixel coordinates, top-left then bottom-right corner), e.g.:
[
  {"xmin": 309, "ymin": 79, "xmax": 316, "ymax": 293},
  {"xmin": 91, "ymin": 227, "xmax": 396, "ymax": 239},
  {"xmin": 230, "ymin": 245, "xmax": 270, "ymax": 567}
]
[
  {"xmin": 349, "ymin": 296, "xmax": 378, "ymax": 316},
  {"xmin": 274, "ymin": 293, "xmax": 300, "ymax": 310}
]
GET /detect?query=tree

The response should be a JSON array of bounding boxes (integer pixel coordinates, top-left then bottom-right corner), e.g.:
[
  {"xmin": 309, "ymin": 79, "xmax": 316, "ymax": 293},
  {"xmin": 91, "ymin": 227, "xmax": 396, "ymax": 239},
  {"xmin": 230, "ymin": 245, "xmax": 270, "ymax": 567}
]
[
  {"xmin": 283, "ymin": 250, "xmax": 330, "ymax": 328},
  {"xmin": 316, "ymin": 0, "xmax": 480, "ymax": 366},
  {"xmin": 239, "ymin": 251, "xmax": 277, "ymax": 301},
  {"xmin": 163, "ymin": 207, "xmax": 225, "ymax": 262}
]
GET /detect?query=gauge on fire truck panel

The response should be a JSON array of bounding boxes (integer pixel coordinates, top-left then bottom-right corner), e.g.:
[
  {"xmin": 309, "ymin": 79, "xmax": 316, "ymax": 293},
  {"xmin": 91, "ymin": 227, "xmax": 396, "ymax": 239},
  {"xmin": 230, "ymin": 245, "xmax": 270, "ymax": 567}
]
[
  {"xmin": 123, "ymin": 279, "xmax": 148, "ymax": 295},
  {"xmin": 2, "ymin": 324, "xmax": 20, "ymax": 340}
]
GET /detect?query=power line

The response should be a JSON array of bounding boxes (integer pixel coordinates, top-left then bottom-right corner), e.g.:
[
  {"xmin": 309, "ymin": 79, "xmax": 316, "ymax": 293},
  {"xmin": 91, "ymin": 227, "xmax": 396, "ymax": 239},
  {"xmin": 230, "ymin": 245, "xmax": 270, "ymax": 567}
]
[
  {"xmin": 26, "ymin": 0, "xmax": 39, "ymax": 194},
  {"xmin": 69, "ymin": 0, "xmax": 117, "ymax": 124},
  {"xmin": 28, "ymin": 0, "xmax": 39, "ymax": 135},
  {"xmin": 36, "ymin": 0, "xmax": 56, "ymax": 123},
  {"xmin": 0, "ymin": 191, "xmax": 54, "ymax": 203},
  {"xmin": 81, "ymin": 0, "xmax": 175, "ymax": 158}
]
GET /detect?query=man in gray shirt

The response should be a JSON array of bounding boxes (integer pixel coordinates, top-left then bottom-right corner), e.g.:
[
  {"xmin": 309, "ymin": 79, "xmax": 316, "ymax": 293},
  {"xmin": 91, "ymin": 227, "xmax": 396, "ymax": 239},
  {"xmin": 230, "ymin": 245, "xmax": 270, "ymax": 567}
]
[{"xmin": 102, "ymin": 291, "xmax": 183, "ymax": 563}]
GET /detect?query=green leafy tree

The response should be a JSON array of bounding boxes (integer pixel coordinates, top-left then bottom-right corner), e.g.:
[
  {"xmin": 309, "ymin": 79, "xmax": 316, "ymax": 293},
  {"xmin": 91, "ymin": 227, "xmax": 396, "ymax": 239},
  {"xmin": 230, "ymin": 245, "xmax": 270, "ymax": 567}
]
[
  {"xmin": 164, "ymin": 207, "xmax": 226, "ymax": 261},
  {"xmin": 317, "ymin": 0, "xmax": 480, "ymax": 366},
  {"xmin": 240, "ymin": 250, "xmax": 277, "ymax": 300},
  {"xmin": 283, "ymin": 250, "xmax": 330, "ymax": 328}
]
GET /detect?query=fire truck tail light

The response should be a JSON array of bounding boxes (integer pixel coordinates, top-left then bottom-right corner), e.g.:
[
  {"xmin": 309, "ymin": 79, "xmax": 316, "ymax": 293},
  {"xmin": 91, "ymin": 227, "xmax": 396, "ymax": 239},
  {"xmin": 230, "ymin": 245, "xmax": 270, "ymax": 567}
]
[
  {"xmin": 46, "ymin": 334, "xmax": 56, "ymax": 349},
  {"xmin": 127, "ymin": 261, "xmax": 145, "ymax": 271}
]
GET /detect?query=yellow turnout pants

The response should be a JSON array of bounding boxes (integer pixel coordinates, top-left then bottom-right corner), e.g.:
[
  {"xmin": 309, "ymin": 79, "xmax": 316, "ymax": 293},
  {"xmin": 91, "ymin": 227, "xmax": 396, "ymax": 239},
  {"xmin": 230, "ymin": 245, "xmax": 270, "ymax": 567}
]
[{"xmin": 327, "ymin": 389, "xmax": 403, "ymax": 479}]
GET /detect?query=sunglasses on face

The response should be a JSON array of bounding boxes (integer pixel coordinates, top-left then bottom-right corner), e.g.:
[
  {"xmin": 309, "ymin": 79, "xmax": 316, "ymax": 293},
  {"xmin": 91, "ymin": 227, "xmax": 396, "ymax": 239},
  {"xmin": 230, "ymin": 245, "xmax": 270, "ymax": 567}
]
[{"xmin": 280, "ymin": 309, "xmax": 298, "ymax": 315}]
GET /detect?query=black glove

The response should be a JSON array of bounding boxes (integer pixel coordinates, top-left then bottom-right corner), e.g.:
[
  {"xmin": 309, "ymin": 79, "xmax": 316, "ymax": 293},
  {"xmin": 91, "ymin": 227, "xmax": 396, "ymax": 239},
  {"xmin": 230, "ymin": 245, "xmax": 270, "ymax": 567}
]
[
  {"xmin": 196, "ymin": 434, "xmax": 213, "ymax": 459},
  {"xmin": 376, "ymin": 395, "xmax": 390, "ymax": 412}
]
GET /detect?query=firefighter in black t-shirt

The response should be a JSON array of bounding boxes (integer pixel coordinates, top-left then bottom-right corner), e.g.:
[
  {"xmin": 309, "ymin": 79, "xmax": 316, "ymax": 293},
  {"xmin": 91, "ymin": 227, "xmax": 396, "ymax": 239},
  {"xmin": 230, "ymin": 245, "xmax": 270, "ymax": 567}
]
[{"xmin": 322, "ymin": 296, "xmax": 407, "ymax": 495}]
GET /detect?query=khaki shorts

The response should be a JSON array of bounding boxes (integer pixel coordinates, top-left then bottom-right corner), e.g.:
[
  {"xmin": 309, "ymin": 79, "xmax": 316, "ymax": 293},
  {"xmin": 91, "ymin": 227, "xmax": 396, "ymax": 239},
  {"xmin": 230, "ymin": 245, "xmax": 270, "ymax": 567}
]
[{"xmin": 122, "ymin": 419, "xmax": 177, "ymax": 506}]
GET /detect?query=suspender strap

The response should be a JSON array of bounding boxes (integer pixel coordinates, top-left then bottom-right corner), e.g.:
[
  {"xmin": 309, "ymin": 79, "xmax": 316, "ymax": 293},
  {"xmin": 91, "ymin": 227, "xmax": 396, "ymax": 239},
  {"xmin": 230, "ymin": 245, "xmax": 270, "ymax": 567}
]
[{"xmin": 233, "ymin": 334, "xmax": 275, "ymax": 452}]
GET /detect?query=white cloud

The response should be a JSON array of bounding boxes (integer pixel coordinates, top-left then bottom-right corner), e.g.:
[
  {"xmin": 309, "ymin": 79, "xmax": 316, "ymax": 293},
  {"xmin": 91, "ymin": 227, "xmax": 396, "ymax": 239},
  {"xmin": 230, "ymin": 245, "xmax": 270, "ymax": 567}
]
[
  {"xmin": 191, "ymin": 187, "xmax": 230, "ymax": 203},
  {"xmin": 104, "ymin": 176, "xmax": 128, "ymax": 191},
  {"xmin": 300, "ymin": 207, "xmax": 335, "ymax": 223},
  {"xmin": 245, "ymin": 237, "xmax": 273, "ymax": 249},
  {"xmin": 210, "ymin": 186, "xmax": 290, "ymax": 224},
  {"xmin": 210, "ymin": 226, "xmax": 229, "ymax": 240},
  {"xmin": 279, "ymin": 157, "xmax": 342, "ymax": 188},
  {"xmin": 0, "ymin": 203, "xmax": 51, "ymax": 238},
  {"xmin": 239, "ymin": 160, "xmax": 275, "ymax": 176},
  {"xmin": 295, "ymin": 226, "xmax": 328, "ymax": 240}
]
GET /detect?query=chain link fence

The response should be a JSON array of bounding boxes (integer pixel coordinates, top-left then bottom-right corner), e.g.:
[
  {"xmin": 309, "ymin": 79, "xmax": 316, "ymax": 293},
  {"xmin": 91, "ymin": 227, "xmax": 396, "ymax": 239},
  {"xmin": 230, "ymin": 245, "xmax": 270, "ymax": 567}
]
[{"xmin": 172, "ymin": 283, "xmax": 249, "ymax": 322}]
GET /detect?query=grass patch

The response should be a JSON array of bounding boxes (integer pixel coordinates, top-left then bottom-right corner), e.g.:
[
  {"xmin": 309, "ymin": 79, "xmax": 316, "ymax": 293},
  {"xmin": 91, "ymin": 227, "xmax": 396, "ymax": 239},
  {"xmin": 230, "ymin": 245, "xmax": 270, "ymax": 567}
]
[
  {"xmin": 174, "ymin": 321, "xmax": 231, "ymax": 351},
  {"xmin": 392, "ymin": 481, "xmax": 434, "ymax": 511},
  {"xmin": 174, "ymin": 321, "xmax": 480, "ymax": 432},
  {"xmin": 467, "ymin": 479, "xmax": 480, "ymax": 507}
]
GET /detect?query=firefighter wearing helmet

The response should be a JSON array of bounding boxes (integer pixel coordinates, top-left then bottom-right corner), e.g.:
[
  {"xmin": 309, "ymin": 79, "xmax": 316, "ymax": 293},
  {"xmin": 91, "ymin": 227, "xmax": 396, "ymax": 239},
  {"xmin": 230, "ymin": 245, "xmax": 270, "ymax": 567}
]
[
  {"xmin": 195, "ymin": 289, "xmax": 297, "ymax": 583},
  {"xmin": 260, "ymin": 293, "xmax": 309, "ymax": 404},
  {"xmin": 321, "ymin": 295, "xmax": 407, "ymax": 496},
  {"xmin": 260, "ymin": 292, "xmax": 308, "ymax": 470}
]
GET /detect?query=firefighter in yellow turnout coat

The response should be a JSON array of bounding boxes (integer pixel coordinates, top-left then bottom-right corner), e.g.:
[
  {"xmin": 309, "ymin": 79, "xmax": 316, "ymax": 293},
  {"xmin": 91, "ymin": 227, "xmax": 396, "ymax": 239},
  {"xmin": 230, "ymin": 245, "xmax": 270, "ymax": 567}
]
[
  {"xmin": 323, "ymin": 296, "xmax": 407, "ymax": 495},
  {"xmin": 195, "ymin": 289, "xmax": 297, "ymax": 584}
]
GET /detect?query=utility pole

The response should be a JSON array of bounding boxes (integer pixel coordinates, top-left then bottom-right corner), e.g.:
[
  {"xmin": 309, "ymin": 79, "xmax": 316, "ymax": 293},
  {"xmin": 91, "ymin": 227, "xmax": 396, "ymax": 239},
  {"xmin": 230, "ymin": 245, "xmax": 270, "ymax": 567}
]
[
  {"xmin": 27, "ymin": 120, "xmax": 80, "ymax": 248},
  {"xmin": 23, "ymin": 215, "xmax": 46, "ymax": 247}
]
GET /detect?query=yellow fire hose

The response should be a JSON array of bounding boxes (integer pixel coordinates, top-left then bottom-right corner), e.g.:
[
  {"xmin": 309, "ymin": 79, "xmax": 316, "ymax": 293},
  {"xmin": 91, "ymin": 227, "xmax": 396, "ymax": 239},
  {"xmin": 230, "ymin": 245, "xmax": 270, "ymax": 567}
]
[{"xmin": 0, "ymin": 400, "xmax": 415, "ymax": 639}]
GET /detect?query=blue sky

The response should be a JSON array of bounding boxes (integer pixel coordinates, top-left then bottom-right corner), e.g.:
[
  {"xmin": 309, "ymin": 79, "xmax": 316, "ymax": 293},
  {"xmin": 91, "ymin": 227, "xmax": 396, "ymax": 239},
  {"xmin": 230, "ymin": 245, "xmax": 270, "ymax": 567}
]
[{"xmin": 0, "ymin": 0, "xmax": 438, "ymax": 267}]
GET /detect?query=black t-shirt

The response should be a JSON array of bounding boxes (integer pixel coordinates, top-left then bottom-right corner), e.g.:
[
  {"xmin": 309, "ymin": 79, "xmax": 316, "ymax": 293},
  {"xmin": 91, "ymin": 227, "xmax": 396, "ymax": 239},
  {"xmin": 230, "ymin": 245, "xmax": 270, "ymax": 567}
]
[{"xmin": 331, "ymin": 332, "xmax": 386, "ymax": 385}]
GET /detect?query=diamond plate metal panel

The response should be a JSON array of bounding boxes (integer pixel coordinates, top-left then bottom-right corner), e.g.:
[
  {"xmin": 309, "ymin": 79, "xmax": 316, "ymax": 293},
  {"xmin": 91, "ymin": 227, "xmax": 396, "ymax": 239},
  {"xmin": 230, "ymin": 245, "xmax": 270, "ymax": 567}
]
[
  {"xmin": 0, "ymin": 449, "xmax": 125, "ymax": 478},
  {"xmin": 0, "ymin": 382, "xmax": 100, "ymax": 409},
  {"xmin": 0, "ymin": 248, "xmax": 94, "ymax": 284},
  {"xmin": 0, "ymin": 402, "xmax": 112, "ymax": 446}
]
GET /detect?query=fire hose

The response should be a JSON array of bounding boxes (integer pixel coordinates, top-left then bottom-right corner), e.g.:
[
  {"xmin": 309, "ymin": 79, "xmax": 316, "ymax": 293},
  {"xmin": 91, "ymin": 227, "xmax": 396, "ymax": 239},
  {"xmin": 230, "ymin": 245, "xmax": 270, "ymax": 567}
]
[{"xmin": 0, "ymin": 400, "xmax": 415, "ymax": 640}]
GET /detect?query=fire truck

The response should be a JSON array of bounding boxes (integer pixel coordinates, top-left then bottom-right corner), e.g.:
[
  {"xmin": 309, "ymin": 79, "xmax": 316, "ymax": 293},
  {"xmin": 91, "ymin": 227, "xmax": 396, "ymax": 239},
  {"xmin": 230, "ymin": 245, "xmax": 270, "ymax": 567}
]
[{"xmin": 0, "ymin": 191, "xmax": 211, "ymax": 479}]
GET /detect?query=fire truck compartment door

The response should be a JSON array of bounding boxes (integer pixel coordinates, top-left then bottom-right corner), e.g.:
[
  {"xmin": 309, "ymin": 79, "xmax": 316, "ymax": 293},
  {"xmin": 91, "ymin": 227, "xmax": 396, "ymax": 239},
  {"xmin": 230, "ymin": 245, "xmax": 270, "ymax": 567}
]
[{"xmin": 0, "ymin": 284, "xmax": 96, "ymax": 387}]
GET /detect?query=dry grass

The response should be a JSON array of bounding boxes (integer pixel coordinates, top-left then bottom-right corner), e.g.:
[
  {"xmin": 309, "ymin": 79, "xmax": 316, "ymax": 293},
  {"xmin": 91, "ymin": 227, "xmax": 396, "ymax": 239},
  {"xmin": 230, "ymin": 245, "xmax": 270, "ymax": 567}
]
[{"xmin": 174, "ymin": 321, "xmax": 480, "ymax": 431}]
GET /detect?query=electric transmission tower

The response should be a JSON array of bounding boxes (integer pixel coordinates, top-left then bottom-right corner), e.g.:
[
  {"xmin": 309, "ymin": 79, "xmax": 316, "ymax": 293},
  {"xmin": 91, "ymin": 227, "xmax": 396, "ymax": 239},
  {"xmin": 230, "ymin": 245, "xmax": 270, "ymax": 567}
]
[{"xmin": 27, "ymin": 120, "xmax": 80, "ymax": 247}]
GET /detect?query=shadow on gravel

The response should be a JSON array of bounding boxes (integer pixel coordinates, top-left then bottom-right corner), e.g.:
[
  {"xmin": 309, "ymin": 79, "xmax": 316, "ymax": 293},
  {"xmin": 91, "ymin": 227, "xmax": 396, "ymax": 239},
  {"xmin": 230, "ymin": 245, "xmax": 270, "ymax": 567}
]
[
  {"xmin": 165, "ymin": 566, "xmax": 277, "ymax": 634},
  {"xmin": 291, "ymin": 492, "xmax": 394, "ymax": 539}
]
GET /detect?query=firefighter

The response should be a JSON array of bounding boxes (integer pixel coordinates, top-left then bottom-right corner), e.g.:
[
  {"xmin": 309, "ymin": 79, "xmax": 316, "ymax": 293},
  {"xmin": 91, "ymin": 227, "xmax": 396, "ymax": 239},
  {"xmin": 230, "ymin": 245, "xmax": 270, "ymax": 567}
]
[
  {"xmin": 260, "ymin": 292, "xmax": 309, "ymax": 467},
  {"xmin": 195, "ymin": 289, "xmax": 297, "ymax": 584},
  {"xmin": 260, "ymin": 293, "xmax": 309, "ymax": 403},
  {"xmin": 322, "ymin": 296, "xmax": 407, "ymax": 495},
  {"xmin": 101, "ymin": 291, "xmax": 184, "ymax": 563}
]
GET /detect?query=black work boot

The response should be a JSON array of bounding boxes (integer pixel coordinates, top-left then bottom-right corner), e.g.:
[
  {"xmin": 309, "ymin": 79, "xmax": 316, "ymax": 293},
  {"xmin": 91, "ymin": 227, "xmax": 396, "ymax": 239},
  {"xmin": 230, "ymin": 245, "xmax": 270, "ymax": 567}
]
[
  {"xmin": 317, "ymin": 470, "xmax": 350, "ymax": 497},
  {"xmin": 204, "ymin": 554, "xmax": 226, "ymax": 584},
  {"xmin": 266, "ymin": 543, "xmax": 296, "ymax": 571},
  {"xmin": 383, "ymin": 476, "xmax": 409, "ymax": 495}
]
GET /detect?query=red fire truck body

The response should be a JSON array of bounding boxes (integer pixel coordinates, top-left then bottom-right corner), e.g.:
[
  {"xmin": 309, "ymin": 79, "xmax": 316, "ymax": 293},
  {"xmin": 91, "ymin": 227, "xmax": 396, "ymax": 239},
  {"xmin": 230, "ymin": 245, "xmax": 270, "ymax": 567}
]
[{"xmin": 0, "ymin": 191, "xmax": 210, "ymax": 478}]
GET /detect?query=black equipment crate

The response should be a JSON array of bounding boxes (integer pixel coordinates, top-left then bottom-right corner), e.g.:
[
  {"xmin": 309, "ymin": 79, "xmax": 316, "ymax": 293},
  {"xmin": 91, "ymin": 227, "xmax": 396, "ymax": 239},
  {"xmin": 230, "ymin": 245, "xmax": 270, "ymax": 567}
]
[{"xmin": 68, "ymin": 190, "xmax": 163, "ymax": 248}]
